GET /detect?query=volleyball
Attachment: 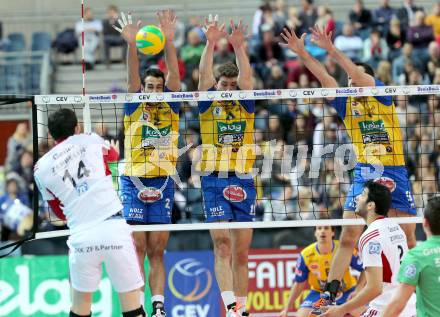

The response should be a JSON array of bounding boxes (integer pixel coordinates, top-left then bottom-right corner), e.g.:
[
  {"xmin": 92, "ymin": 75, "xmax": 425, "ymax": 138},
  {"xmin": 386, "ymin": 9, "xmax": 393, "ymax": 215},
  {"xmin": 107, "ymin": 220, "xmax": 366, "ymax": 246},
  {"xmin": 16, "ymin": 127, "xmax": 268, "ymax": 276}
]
[{"xmin": 135, "ymin": 25, "xmax": 165, "ymax": 55}]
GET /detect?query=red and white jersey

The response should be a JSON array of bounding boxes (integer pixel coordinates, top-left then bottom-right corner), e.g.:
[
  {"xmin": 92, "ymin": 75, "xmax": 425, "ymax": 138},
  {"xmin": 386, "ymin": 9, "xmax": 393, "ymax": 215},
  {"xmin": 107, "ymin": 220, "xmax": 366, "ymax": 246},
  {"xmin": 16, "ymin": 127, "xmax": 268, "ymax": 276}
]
[
  {"xmin": 358, "ymin": 217, "xmax": 416, "ymax": 315},
  {"xmin": 34, "ymin": 133, "xmax": 122, "ymax": 234}
]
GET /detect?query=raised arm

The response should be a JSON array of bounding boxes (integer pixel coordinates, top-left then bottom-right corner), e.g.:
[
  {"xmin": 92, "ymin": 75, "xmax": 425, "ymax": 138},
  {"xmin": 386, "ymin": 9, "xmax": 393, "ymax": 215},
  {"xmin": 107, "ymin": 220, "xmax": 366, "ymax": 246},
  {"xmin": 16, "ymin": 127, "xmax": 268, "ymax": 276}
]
[
  {"xmin": 199, "ymin": 14, "xmax": 226, "ymax": 91},
  {"xmin": 280, "ymin": 28, "xmax": 338, "ymax": 91},
  {"xmin": 311, "ymin": 25, "xmax": 375, "ymax": 87},
  {"xmin": 113, "ymin": 12, "xmax": 142, "ymax": 92},
  {"xmin": 227, "ymin": 19, "xmax": 253, "ymax": 90},
  {"xmin": 157, "ymin": 9, "xmax": 181, "ymax": 92}
]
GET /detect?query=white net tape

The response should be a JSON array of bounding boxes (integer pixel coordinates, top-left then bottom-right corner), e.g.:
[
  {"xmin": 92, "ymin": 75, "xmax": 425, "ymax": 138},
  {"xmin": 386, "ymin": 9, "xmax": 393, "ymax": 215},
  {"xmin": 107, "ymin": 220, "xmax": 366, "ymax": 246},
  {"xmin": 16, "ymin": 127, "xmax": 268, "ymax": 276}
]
[{"xmin": 33, "ymin": 85, "xmax": 436, "ymax": 238}]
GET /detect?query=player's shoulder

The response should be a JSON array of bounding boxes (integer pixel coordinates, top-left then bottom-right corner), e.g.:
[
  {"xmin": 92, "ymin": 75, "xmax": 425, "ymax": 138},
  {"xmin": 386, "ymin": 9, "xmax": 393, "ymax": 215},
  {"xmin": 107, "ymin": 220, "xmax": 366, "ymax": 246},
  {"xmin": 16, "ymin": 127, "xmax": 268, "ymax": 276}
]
[
  {"xmin": 302, "ymin": 242, "xmax": 318, "ymax": 257},
  {"xmin": 69, "ymin": 132, "xmax": 104, "ymax": 144},
  {"xmin": 359, "ymin": 224, "xmax": 381, "ymax": 252},
  {"xmin": 34, "ymin": 141, "xmax": 65, "ymax": 173},
  {"xmin": 406, "ymin": 240, "xmax": 432, "ymax": 259}
]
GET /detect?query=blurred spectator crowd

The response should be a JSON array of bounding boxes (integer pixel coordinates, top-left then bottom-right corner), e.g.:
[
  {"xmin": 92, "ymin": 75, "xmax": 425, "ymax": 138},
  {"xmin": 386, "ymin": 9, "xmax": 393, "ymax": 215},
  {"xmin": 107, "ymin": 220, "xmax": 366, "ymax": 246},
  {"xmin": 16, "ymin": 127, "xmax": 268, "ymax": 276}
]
[{"xmin": 1, "ymin": 0, "xmax": 440, "ymax": 244}]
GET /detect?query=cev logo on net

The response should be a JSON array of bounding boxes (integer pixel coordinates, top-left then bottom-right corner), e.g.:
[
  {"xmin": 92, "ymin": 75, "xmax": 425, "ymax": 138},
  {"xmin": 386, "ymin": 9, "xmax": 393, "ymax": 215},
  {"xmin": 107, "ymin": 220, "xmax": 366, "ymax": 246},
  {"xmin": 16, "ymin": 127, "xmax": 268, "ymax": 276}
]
[{"xmin": 168, "ymin": 258, "xmax": 212, "ymax": 302}]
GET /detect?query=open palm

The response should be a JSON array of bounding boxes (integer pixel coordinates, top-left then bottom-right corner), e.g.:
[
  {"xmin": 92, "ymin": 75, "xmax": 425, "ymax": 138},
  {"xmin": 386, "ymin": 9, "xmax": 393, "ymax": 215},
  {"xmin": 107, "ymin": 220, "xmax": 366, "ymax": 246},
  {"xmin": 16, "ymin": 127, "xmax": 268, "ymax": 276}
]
[
  {"xmin": 157, "ymin": 9, "xmax": 176, "ymax": 42},
  {"xmin": 202, "ymin": 14, "xmax": 226, "ymax": 43},
  {"xmin": 113, "ymin": 12, "xmax": 142, "ymax": 44},
  {"xmin": 311, "ymin": 25, "xmax": 334, "ymax": 51},
  {"xmin": 280, "ymin": 27, "xmax": 306, "ymax": 55},
  {"xmin": 227, "ymin": 19, "xmax": 248, "ymax": 48}
]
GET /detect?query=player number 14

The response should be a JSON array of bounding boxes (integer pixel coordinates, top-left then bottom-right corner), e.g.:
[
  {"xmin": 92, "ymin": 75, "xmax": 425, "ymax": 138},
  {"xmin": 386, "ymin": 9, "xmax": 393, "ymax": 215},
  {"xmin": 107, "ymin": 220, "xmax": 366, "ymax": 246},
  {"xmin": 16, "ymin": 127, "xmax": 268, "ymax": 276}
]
[{"xmin": 63, "ymin": 160, "xmax": 91, "ymax": 189}]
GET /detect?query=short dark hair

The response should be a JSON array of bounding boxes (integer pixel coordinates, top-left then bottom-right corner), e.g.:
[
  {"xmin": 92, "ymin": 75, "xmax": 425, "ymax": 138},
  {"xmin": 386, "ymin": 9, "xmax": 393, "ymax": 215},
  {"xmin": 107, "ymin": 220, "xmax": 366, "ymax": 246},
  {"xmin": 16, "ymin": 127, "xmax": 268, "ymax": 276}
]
[
  {"xmin": 354, "ymin": 62, "xmax": 375, "ymax": 77},
  {"xmin": 364, "ymin": 180, "xmax": 391, "ymax": 216},
  {"xmin": 48, "ymin": 108, "xmax": 78, "ymax": 141},
  {"xmin": 143, "ymin": 68, "xmax": 165, "ymax": 85},
  {"xmin": 425, "ymin": 197, "xmax": 440, "ymax": 235},
  {"xmin": 216, "ymin": 62, "xmax": 239, "ymax": 81}
]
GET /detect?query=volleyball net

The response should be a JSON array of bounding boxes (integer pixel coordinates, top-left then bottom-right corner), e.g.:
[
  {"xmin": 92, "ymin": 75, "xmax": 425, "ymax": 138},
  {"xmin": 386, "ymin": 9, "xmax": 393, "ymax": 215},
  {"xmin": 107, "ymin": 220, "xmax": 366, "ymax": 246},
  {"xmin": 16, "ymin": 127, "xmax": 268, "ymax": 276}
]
[{"xmin": 30, "ymin": 85, "xmax": 438, "ymax": 239}]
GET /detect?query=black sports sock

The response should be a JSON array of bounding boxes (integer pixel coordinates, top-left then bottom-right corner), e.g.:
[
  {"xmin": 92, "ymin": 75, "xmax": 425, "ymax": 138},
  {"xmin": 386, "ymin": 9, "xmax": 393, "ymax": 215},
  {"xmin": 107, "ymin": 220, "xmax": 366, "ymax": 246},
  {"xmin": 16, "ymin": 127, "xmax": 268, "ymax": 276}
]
[{"xmin": 324, "ymin": 280, "xmax": 341, "ymax": 301}]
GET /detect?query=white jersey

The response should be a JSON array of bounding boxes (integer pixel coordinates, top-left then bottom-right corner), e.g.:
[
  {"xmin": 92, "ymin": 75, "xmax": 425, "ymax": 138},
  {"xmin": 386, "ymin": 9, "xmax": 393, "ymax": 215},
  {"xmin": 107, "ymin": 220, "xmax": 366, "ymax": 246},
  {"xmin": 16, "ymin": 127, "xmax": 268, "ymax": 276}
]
[
  {"xmin": 34, "ymin": 133, "xmax": 122, "ymax": 234},
  {"xmin": 359, "ymin": 217, "xmax": 416, "ymax": 315}
]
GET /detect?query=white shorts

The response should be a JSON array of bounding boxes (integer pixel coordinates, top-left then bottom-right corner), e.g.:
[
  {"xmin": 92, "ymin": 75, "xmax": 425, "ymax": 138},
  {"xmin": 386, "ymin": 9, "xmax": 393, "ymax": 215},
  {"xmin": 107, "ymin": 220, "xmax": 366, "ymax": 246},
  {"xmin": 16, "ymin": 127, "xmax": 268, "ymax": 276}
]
[{"xmin": 67, "ymin": 218, "xmax": 144, "ymax": 293}]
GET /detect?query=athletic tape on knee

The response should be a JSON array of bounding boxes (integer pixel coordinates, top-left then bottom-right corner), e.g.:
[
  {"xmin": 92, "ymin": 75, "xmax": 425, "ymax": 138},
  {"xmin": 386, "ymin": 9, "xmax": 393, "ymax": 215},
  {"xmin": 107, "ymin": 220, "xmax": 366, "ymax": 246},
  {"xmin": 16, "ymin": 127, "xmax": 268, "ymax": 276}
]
[{"xmin": 122, "ymin": 306, "xmax": 145, "ymax": 317}]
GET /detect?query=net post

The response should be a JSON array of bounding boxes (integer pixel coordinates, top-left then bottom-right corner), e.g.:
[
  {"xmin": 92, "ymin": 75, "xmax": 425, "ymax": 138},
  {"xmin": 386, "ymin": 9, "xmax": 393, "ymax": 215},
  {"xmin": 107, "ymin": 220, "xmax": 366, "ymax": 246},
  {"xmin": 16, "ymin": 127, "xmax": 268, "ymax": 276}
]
[
  {"xmin": 83, "ymin": 98, "xmax": 91, "ymax": 133},
  {"xmin": 31, "ymin": 96, "xmax": 38, "ymax": 240}
]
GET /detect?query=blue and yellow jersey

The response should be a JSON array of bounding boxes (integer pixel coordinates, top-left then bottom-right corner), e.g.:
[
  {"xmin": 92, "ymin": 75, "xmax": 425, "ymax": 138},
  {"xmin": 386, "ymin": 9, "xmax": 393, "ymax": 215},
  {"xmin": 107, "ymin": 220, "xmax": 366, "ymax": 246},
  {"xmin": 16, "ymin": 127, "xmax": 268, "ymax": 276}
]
[
  {"xmin": 198, "ymin": 87, "xmax": 255, "ymax": 174},
  {"xmin": 294, "ymin": 241, "xmax": 363, "ymax": 292},
  {"xmin": 123, "ymin": 88, "xmax": 180, "ymax": 178},
  {"xmin": 330, "ymin": 79, "xmax": 405, "ymax": 166}
]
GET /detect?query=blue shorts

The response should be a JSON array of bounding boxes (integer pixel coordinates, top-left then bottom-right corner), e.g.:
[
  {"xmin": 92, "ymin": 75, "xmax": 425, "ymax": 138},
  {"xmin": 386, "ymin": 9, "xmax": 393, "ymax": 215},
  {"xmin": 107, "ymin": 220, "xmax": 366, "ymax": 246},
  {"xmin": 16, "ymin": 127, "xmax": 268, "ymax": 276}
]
[
  {"xmin": 344, "ymin": 164, "xmax": 416, "ymax": 215},
  {"xmin": 120, "ymin": 176, "xmax": 173, "ymax": 224},
  {"xmin": 300, "ymin": 288, "xmax": 355, "ymax": 309},
  {"xmin": 201, "ymin": 174, "xmax": 256, "ymax": 222}
]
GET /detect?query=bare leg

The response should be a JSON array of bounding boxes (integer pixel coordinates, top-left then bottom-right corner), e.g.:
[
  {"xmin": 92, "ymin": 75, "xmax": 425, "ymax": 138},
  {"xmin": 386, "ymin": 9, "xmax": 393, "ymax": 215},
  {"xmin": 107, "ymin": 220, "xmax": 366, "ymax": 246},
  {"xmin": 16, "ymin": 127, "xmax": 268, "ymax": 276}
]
[
  {"xmin": 146, "ymin": 231, "xmax": 169, "ymax": 297},
  {"xmin": 118, "ymin": 289, "xmax": 144, "ymax": 315},
  {"xmin": 231, "ymin": 228, "xmax": 253, "ymax": 297},
  {"xmin": 327, "ymin": 211, "xmax": 364, "ymax": 282},
  {"xmin": 132, "ymin": 231, "xmax": 148, "ymax": 293},
  {"xmin": 210, "ymin": 229, "xmax": 233, "ymax": 292},
  {"xmin": 71, "ymin": 289, "xmax": 92, "ymax": 315}
]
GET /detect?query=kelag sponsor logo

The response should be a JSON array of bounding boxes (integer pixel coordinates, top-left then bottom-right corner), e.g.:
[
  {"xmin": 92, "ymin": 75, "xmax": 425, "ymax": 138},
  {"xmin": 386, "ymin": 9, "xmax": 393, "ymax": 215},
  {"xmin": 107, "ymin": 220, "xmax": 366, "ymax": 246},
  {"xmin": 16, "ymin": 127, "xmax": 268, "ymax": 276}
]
[
  {"xmin": 0, "ymin": 256, "xmax": 141, "ymax": 316},
  {"xmin": 217, "ymin": 121, "xmax": 246, "ymax": 133},
  {"xmin": 359, "ymin": 120, "xmax": 386, "ymax": 134}
]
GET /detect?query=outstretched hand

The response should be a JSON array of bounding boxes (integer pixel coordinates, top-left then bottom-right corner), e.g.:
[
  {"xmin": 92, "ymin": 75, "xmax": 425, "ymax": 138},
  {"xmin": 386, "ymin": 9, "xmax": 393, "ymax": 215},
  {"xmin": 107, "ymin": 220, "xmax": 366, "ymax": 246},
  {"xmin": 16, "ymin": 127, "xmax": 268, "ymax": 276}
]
[
  {"xmin": 227, "ymin": 19, "xmax": 248, "ymax": 49},
  {"xmin": 157, "ymin": 9, "xmax": 177, "ymax": 42},
  {"xmin": 310, "ymin": 24, "xmax": 334, "ymax": 52},
  {"xmin": 202, "ymin": 14, "xmax": 226, "ymax": 43},
  {"xmin": 279, "ymin": 27, "xmax": 307, "ymax": 56},
  {"xmin": 113, "ymin": 12, "xmax": 142, "ymax": 45}
]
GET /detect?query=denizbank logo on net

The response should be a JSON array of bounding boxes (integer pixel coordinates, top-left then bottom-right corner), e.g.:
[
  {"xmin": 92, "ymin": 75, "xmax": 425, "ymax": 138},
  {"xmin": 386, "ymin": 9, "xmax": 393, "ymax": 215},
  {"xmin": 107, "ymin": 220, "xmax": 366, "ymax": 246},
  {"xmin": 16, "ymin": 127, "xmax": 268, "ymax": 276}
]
[{"xmin": 0, "ymin": 262, "xmax": 114, "ymax": 317}]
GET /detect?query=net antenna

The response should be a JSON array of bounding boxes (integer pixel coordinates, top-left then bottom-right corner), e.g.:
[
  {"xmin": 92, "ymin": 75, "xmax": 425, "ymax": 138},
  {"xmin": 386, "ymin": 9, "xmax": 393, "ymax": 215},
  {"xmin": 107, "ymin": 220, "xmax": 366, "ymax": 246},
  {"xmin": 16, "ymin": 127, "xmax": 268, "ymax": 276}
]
[
  {"xmin": 80, "ymin": 0, "xmax": 92, "ymax": 133},
  {"xmin": 32, "ymin": 84, "xmax": 434, "ymax": 240}
]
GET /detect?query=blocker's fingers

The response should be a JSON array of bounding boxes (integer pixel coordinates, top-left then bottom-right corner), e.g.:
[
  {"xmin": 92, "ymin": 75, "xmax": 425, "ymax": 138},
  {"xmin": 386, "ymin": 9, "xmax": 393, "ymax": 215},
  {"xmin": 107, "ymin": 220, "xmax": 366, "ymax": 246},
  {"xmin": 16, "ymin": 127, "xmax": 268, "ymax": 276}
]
[
  {"xmin": 127, "ymin": 12, "xmax": 133, "ymax": 25},
  {"xmin": 208, "ymin": 14, "xmax": 213, "ymax": 23},
  {"xmin": 214, "ymin": 14, "xmax": 219, "ymax": 22},
  {"xmin": 112, "ymin": 25, "xmax": 122, "ymax": 33},
  {"xmin": 117, "ymin": 18, "xmax": 125, "ymax": 28},
  {"xmin": 280, "ymin": 33, "xmax": 289, "ymax": 43},
  {"xmin": 121, "ymin": 11, "xmax": 128, "ymax": 26},
  {"xmin": 137, "ymin": 20, "xmax": 143, "ymax": 28},
  {"xmin": 230, "ymin": 19, "xmax": 235, "ymax": 30}
]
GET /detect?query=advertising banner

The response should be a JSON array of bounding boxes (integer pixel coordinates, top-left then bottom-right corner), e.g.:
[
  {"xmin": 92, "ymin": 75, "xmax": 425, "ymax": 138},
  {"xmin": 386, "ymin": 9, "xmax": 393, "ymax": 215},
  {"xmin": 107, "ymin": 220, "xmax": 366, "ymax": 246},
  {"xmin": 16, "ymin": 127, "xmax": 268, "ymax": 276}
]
[
  {"xmin": 165, "ymin": 251, "xmax": 221, "ymax": 317},
  {"xmin": 0, "ymin": 255, "xmax": 151, "ymax": 317},
  {"xmin": 246, "ymin": 248, "xmax": 305, "ymax": 317},
  {"xmin": 1, "ymin": 249, "xmax": 305, "ymax": 317}
]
